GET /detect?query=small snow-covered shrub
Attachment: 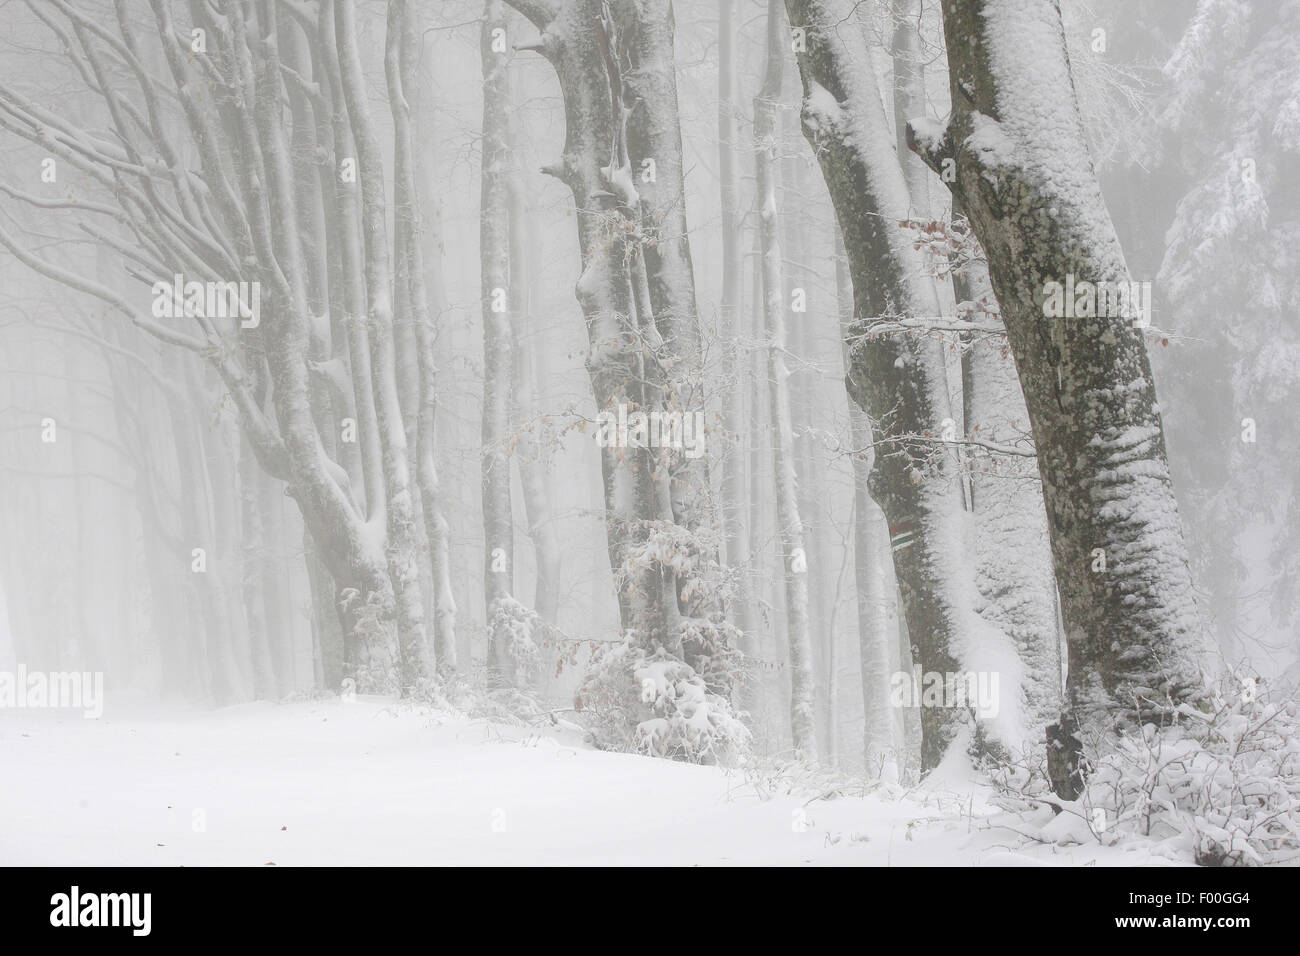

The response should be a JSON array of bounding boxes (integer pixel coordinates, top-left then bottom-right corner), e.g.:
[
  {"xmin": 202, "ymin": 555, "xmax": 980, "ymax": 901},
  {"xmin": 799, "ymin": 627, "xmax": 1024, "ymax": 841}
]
[
  {"xmin": 991, "ymin": 675, "xmax": 1300, "ymax": 865},
  {"xmin": 487, "ymin": 596, "xmax": 543, "ymax": 682},
  {"xmin": 575, "ymin": 641, "xmax": 750, "ymax": 766},
  {"xmin": 678, "ymin": 615, "xmax": 746, "ymax": 698},
  {"xmin": 337, "ymin": 586, "xmax": 398, "ymax": 695},
  {"xmin": 616, "ymin": 521, "xmax": 711, "ymax": 601},
  {"xmin": 1085, "ymin": 678, "xmax": 1300, "ymax": 865},
  {"xmin": 613, "ymin": 521, "xmax": 748, "ymax": 701}
]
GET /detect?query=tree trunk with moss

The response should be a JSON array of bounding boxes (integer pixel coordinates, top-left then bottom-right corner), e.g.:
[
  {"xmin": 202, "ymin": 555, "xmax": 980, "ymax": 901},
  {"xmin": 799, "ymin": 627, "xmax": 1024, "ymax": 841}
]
[{"xmin": 907, "ymin": 0, "xmax": 1209, "ymax": 728}]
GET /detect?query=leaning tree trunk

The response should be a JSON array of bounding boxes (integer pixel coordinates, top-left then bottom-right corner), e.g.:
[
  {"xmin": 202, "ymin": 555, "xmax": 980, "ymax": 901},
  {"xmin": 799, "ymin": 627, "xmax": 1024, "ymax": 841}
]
[
  {"xmin": 757, "ymin": 0, "xmax": 817, "ymax": 760},
  {"xmin": 890, "ymin": 3, "xmax": 1061, "ymax": 749},
  {"xmin": 783, "ymin": 0, "xmax": 975, "ymax": 769},
  {"xmin": 907, "ymin": 0, "xmax": 1209, "ymax": 727}
]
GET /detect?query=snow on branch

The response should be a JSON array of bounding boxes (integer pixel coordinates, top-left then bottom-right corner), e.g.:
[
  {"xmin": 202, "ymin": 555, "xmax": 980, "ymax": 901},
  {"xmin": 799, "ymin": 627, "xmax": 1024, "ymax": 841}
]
[{"xmin": 905, "ymin": 115, "xmax": 954, "ymax": 176}]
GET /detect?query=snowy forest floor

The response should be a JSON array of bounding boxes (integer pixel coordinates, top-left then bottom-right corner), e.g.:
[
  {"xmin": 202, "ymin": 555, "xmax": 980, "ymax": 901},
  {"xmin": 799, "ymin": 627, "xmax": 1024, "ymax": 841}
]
[{"xmin": 0, "ymin": 699, "xmax": 1180, "ymax": 866}]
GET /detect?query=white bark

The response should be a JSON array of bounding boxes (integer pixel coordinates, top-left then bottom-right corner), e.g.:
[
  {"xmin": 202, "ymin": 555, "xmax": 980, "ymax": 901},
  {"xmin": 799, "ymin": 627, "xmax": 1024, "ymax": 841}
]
[
  {"xmin": 335, "ymin": 0, "xmax": 429, "ymax": 691},
  {"xmin": 480, "ymin": 0, "xmax": 520, "ymax": 688},
  {"xmin": 717, "ymin": 0, "xmax": 757, "ymax": 698},
  {"xmin": 758, "ymin": 0, "xmax": 816, "ymax": 760}
]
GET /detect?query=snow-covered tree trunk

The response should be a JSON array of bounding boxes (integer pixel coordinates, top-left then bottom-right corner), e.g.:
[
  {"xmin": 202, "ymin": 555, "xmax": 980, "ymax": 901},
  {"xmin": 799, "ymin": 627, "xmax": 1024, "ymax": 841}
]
[
  {"xmin": 958, "ymin": 253, "xmax": 1064, "ymax": 739},
  {"xmin": 781, "ymin": 122, "xmax": 834, "ymax": 758},
  {"xmin": 239, "ymin": 439, "xmax": 278, "ymax": 700},
  {"xmin": 783, "ymin": 0, "xmax": 974, "ymax": 768},
  {"xmin": 233, "ymin": 0, "xmax": 397, "ymax": 688},
  {"xmin": 387, "ymin": 0, "xmax": 455, "ymax": 680},
  {"xmin": 381, "ymin": 8, "xmax": 435, "ymax": 651},
  {"xmin": 507, "ymin": 144, "xmax": 563, "ymax": 632},
  {"xmin": 748, "ymin": 232, "xmax": 780, "ymax": 737},
  {"xmin": 907, "ymin": 0, "xmax": 1210, "ymax": 726},
  {"xmin": 479, "ymin": 1, "xmax": 520, "ymax": 688},
  {"xmin": 758, "ymin": 0, "xmax": 816, "ymax": 760},
  {"xmin": 890, "ymin": 1, "xmax": 1060, "ymax": 750},
  {"xmin": 611, "ymin": 1, "xmax": 717, "ymax": 614},
  {"xmin": 335, "ymin": 0, "xmax": 429, "ymax": 692},
  {"xmin": 837, "ymin": 234, "xmax": 900, "ymax": 780},
  {"xmin": 304, "ymin": 529, "xmax": 345, "ymax": 691},
  {"xmin": 307, "ymin": 0, "xmax": 403, "ymax": 687},
  {"xmin": 890, "ymin": 0, "xmax": 938, "ymax": 221},
  {"xmin": 415, "ymin": 31, "xmax": 460, "ymax": 674},
  {"xmin": 717, "ymin": 0, "xmax": 757, "ymax": 694},
  {"xmin": 506, "ymin": 0, "xmax": 677, "ymax": 650}
]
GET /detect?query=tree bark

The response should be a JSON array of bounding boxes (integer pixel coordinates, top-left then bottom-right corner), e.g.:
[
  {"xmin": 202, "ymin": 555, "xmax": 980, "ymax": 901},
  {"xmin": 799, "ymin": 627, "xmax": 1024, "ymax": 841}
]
[
  {"xmin": 413, "ymin": 22, "xmax": 460, "ymax": 674},
  {"xmin": 507, "ymin": 125, "xmax": 563, "ymax": 633},
  {"xmin": 837, "ymin": 233, "xmax": 900, "ymax": 780},
  {"xmin": 783, "ymin": 0, "xmax": 974, "ymax": 768},
  {"xmin": 335, "ymin": 0, "xmax": 429, "ymax": 693},
  {"xmin": 611, "ymin": 0, "xmax": 717, "ymax": 604},
  {"xmin": 958, "ymin": 253, "xmax": 1064, "ymax": 739},
  {"xmin": 758, "ymin": 0, "xmax": 817, "ymax": 760},
  {"xmin": 717, "ymin": 0, "xmax": 757, "ymax": 695},
  {"xmin": 480, "ymin": 0, "xmax": 521, "ymax": 688},
  {"xmin": 907, "ymin": 0, "xmax": 1210, "ymax": 726},
  {"xmin": 506, "ymin": 0, "xmax": 677, "ymax": 651}
]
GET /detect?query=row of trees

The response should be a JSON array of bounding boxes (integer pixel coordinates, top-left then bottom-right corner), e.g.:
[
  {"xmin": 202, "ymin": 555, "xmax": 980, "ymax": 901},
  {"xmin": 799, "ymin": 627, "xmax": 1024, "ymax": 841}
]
[{"xmin": 0, "ymin": 0, "xmax": 1220, "ymax": 776}]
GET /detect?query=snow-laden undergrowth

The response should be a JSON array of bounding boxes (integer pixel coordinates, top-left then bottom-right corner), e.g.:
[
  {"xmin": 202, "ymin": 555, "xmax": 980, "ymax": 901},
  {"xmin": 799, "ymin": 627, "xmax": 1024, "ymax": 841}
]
[
  {"xmin": 988, "ymin": 677, "xmax": 1300, "ymax": 866},
  {"xmin": 576, "ymin": 642, "xmax": 750, "ymax": 765}
]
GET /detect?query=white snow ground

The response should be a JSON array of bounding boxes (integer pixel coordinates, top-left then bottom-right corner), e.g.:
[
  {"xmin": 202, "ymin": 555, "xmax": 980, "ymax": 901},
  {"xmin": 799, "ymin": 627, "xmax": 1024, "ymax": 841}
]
[{"xmin": 0, "ymin": 698, "xmax": 1176, "ymax": 866}]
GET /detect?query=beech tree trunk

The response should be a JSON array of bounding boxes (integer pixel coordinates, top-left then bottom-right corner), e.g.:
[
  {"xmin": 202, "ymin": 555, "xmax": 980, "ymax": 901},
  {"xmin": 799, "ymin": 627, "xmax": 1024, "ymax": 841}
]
[
  {"xmin": 507, "ymin": 131, "xmax": 563, "ymax": 632},
  {"xmin": 480, "ymin": 0, "xmax": 520, "ymax": 688},
  {"xmin": 837, "ymin": 234, "xmax": 900, "ymax": 780},
  {"xmin": 611, "ymin": 0, "xmax": 716, "ymax": 603},
  {"xmin": 958, "ymin": 254, "xmax": 1064, "ymax": 739},
  {"xmin": 758, "ymin": 0, "xmax": 816, "ymax": 760},
  {"xmin": 908, "ymin": 0, "xmax": 1209, "ymax": 727},
  {"xmin": 335, "ymin": 0, "xmax": 428, "ymax": 692},
  {"xmin": 783, "ymin": 0, "xmax": 974, "ymax": 768},
  {"xmin": 506, "ymin": 0, "xmax": 677, "ymax": 651},
  {"xmin": 414, "ymin": 28, "xmax": 460, "ymax": 674},
  {"xmin": 717, "ymin": 0, "xmax": 757, "ymax": 696}
]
